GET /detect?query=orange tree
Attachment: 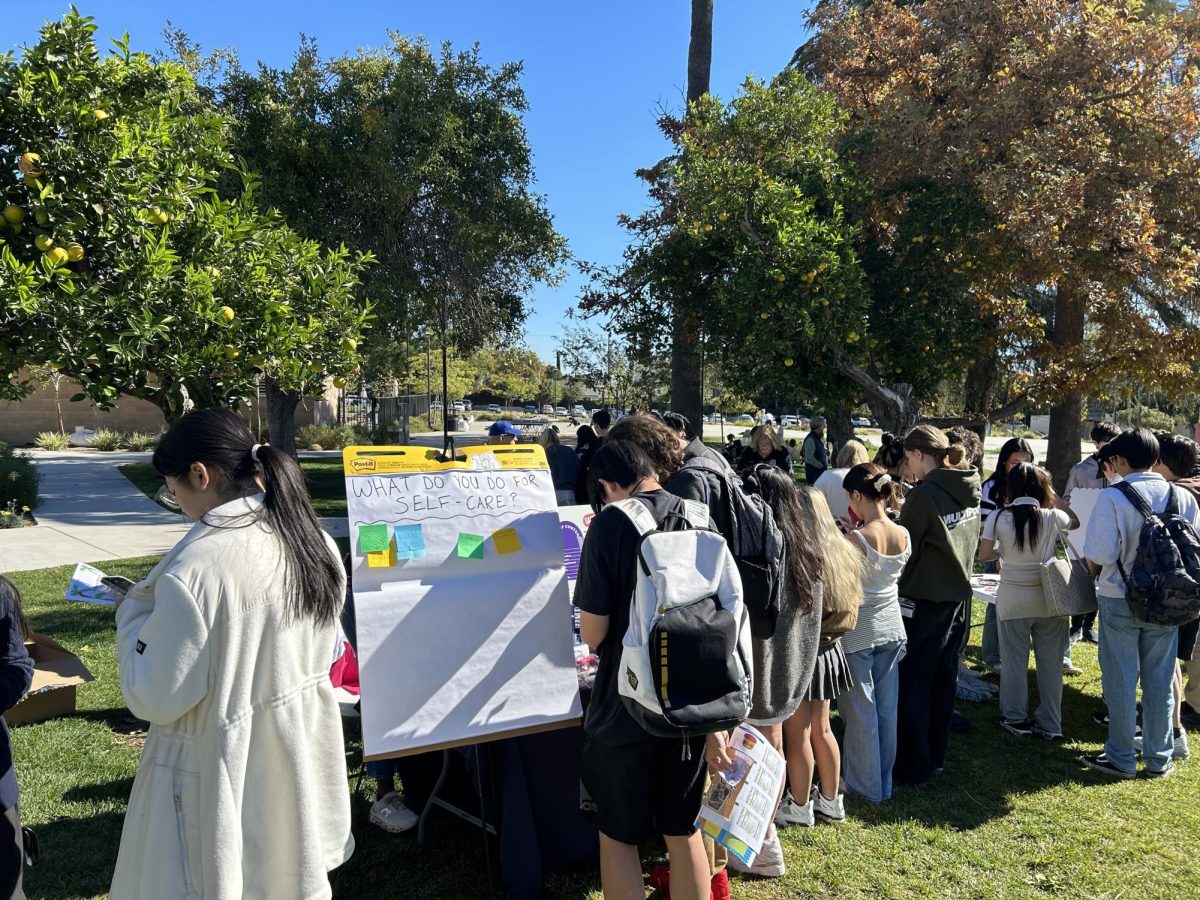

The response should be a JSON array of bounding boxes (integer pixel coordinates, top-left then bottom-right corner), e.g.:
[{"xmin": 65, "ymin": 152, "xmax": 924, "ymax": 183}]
[
  {"xmin": 803, "ymin": 0, "xmax": 1200, "ymax": 479},
  {"xmin": 0, "ymin": 10, "xmax": 371, "ymax": 452}
]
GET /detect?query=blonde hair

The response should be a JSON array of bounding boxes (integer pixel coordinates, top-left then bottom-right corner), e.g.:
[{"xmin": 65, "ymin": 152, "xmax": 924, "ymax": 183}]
[
  {"xmin": 751, "ymin": 425, "xmax": 783, "ymax": 453},
  {"xmin": 903, "ymin": 424, "xmax": 965, "ymax": 468},
  {"xmin": 796, "ymin": 485, "xmax": 864, "ymax": 615},
  {"xmin": 538, "ymin": 426, "xmax": 560, "ymax": 448},
  {"xmin": 836, "ymin": 439, "xmax": 869, "ymax": 468}
]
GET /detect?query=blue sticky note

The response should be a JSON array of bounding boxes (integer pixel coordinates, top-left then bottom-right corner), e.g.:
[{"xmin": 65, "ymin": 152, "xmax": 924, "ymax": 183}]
[{"xmin": 394, "ymin": 524, "xmax": 426, "ymax": 556}]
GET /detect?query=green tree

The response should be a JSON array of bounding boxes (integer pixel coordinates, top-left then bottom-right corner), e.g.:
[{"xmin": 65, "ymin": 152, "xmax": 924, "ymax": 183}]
[
  {"xmin": 175, "ymin": 32, "xmax": 567, "ymax": 389},
  {"xmin": 0, "ymin": 11, "xmax": 371, "ymax": 453},
  {"xmin": 581, "ymin": 73, "xmax": 870, "ymax": 439}
]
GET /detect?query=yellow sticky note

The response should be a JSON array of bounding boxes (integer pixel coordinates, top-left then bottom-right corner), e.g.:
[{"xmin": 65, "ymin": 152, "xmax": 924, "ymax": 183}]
[
  {"xmin": 366, "ymin": 540, "xmax": 397, "ymax": 568},
  {"xmin": 493, "ymin": 527, "xmax": 522, "ymax": 555}
]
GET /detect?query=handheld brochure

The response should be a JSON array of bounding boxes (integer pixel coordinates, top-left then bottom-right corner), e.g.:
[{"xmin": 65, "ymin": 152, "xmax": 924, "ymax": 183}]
[
  {"xmin": 343, "ymin": 444, "xmax": 582, "ymax": 760},
  {"xmin": 64, "ymin": 563, "xmax": 120, "ymax": 605},
  {"xmin": 697, "ymin": 724, "xmax": 787, "ymax": 865}
]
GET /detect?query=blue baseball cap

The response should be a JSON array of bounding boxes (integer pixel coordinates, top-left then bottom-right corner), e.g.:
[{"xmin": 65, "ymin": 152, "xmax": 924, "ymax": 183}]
[{"xmin": 488, "ymin": 420, "xmax": 522, "ymax": 437}]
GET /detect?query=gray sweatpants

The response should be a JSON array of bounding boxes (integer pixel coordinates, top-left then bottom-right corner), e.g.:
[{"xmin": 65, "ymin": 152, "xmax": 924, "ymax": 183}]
[{"xmin": 998, "ymin": 616, "xmax": 1070, "ymax": 734}]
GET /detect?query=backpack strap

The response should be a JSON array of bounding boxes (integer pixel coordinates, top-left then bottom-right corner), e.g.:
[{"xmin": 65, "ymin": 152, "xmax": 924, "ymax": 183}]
[
  {"xmin": 611, "ymin": 497, "xmax": 659, "ymax": 536},
  {"xmin": 681, "ymin": 499, "xmax": 710, "ymax": 529},
  {"xmin": 1165, "ymin": 484, "xmax": 1181, "ymax": 518}
]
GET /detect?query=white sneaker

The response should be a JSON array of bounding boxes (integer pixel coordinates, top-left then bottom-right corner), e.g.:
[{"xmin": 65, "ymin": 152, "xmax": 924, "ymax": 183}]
[
  {"xmin": 1133, "ymin": 729, "xmax": 1188, "ymax": 760},
  {"xmin": 773, "ymin": 791, "xmax": 814, "ymax": 828},
  {"xmin": 369, "ymin": 791, "xmax": 418, "ymax": 833},
  {"xmin": 812, "ymin": 785, "xmax": 845, "ymax": 823},
  {"xmin": 726, "ymin": 824, "xmax": 786, "ymax": 877}
]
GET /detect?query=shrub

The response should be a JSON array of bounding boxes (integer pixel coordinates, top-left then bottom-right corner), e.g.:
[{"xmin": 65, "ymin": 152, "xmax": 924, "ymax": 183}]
[
  {"xmin": 0, "ymin": 442, "xmax": 39, "ymax": 511},
  {"xmin": 126, "ymin": 431, "xmax": 161, "ymax": 451},
  {"xmin": 89, "ymin": 429, "xmax": 125, "ymax": 451},
  {"xmin": 473, "ymin": 412, "xmax": 501, "ymax": 422},
  {"xmin": 295, "ymin": 423, "xmax": 359, "ymax": 451},
  {"xmin": 34, "ymin": 431, "xmax": 72, "ymax": 450},
  {"xmin": 1115, "ymin": 407, "xmax": 1175, "ymax": 432}
]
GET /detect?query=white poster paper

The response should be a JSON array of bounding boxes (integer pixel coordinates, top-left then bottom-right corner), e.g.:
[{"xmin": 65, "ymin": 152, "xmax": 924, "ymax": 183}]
[
  {"xmin": 1065, "ymin": 487, "xmax": 1103, "ymax": 557},
  {"xmin": 344, "ymin": 445, "xmax": 582, "ymax": 760}
]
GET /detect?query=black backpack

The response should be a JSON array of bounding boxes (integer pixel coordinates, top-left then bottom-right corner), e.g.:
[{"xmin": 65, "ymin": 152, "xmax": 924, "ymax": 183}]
[
  {"xmin": 1113, "ymin": 481, "xmax": 1200, "ymax": 627},
  {"xmin": 676, "ymin": 455, "xmax": 785, "ymax": 638}
]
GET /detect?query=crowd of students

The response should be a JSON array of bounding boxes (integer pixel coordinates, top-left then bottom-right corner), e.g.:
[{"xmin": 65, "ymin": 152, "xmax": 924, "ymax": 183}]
[
  {"xmin": 2, "ymin": 409, "xmax": 1198, "ymax": 899},
  {"xmin": 569, "ymin": 413, "xmax": 1200, "ymax": 897}
]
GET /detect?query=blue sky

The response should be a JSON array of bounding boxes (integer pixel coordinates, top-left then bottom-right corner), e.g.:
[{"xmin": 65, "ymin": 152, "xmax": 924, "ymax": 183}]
[{"xmin": 3, "ymin": 2, "xmax": 811, "ymax": 362}]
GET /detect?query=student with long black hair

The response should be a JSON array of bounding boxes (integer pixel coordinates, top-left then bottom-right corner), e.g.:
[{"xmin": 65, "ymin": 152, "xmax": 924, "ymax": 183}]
[
  {"xmin": 978, "ymin": 464, "xmax": 1078, "ymax": 740},
  {"xmin": 0, "ymin": 577, "xmax": 32, "ymax": 900},
  {"xmin": 977, "ymin": 438, "xmax": 1036, "ymax": 674},
  {"xmin": 110, "ymin": 409, "xmax": 353, "ymax": 900}
]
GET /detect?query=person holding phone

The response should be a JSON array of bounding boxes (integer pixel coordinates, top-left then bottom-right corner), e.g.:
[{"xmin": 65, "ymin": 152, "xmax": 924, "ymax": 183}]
[{"xmin": 110, "ymin": 409, "xmax": 352, "ymax": 899}]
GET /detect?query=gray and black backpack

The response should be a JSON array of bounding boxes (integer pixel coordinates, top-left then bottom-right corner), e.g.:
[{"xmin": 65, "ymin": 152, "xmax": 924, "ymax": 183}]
[{"xmin": 1114, "ymin": 481, "xmax": 1200, "ymax": 627}]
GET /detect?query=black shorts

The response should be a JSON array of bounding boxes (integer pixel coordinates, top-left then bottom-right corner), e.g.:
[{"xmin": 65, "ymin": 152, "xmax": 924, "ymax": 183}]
[
  {"xmin": 1179, "ymin": 618, "xmax": 1199, "ymax": 662},
  {"xmin": 579, "ymin": 734, "xmax": 706, "ymax": 845}
]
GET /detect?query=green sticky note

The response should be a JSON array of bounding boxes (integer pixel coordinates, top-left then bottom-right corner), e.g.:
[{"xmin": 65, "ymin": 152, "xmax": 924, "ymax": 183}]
[
  {"xmin": 457, "ymin": 532, "xmax": 485, "ymax": 560},
  {"xmin": 359, "ymin": 523, "xmax": 390, "ymax": 554}
]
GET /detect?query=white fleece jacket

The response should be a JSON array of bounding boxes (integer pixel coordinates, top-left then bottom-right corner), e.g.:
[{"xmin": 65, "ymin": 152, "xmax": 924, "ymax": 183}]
[{"xmin": 110, "ymin": 495, "xmax": 353, "ymax": 900}]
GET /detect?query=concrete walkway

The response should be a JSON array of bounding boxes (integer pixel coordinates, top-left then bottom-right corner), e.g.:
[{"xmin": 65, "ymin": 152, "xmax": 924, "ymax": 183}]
[{"xmin": 0, "ymin": 451, "xmax": 350, "ymax": 573}]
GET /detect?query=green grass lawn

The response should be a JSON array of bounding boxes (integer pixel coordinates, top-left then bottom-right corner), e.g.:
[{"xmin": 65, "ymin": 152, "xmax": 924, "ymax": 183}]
[
  {"xmin": 7, "ymin": 557, "xmax": 1200, "ymax": 899},
  {"xmin": 119, "ymin": 459, "xmax": 348, "ymax": 518}
]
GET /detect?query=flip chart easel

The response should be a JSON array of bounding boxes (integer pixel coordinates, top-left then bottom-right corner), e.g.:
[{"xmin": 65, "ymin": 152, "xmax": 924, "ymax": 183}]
[{"xmin": 343, "ymin": 444, "xmax": 582, "ymax": 762}]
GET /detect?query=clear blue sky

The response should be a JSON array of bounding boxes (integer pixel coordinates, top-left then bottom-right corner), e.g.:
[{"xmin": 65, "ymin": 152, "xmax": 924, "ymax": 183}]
[{"xmin": 3, "ymin": 2, "xmax": 811, "ymax": 362}]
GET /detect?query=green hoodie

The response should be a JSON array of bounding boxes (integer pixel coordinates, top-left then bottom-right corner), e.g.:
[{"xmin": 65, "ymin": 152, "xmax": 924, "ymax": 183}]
[{"xmin": 897, "ymin": 467, "xmax": 982, "ymax": 603}]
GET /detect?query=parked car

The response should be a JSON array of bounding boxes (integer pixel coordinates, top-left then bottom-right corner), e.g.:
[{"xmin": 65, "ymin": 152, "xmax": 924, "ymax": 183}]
[
  {"xmin": 733, "ymin": 414, "xmax": 755, "ymax": 424},
  {"xmin": 542, "ymin": 404, "xmax": 554, "ymax": 415},
  {"xmin": 572, "ymin": 405, "xmax": 586, "ymax": 416},
  {"xmin": 781, "ymin": 415, "xmax": 799, "ymax": 427},
  {"xmin": 852, "ymin": 417, "xmax": 873, "ymax": 428},
  {"xmin": 462, "ymin": 400, "xmax": 473, "ymax": 411},
  {"xmin": 430, "ymin": 401, "xmax": 444, "ymax": 410},
  {"xmin": 486, "ymin": 403, "xmax": 502, "ymax": 414},
  {"xmin": 523, "ymin": 404, "xmax": 538, "ymax": 415},
  {"xmin": 555, "ymin": 406, "xmax": 568, "ymax": 416},
  {"xmin": 452, "ymin": 401, "xmax": 466, "ymax": 413}
]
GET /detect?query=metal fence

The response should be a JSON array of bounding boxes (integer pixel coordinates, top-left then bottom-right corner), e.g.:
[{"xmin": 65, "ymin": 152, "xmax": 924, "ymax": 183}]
[{"xmin": 337, "ymin": 393, "xmax": 439, "ymax": 441}]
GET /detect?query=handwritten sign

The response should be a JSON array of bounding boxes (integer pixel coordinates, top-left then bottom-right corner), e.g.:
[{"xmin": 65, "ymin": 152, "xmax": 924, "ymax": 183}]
[{"xmin": 343, "ymin": 444, "xmax": 582, "ymax": 759}]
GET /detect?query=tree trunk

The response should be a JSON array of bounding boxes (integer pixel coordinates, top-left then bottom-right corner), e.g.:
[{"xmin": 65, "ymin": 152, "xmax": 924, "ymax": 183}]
[
  {"xmin": 836, "ymin": 357, "xmax": 919, "ymax": 435},
  {"xmin": 669, "ymin": 0, "xmax": 714, "ymax": 440},
  {"xmin": 1046, "ymin": 283, "xmax": 1085, "ymax": 491},
  {"xmin": 828, "ymin": 396, "xmax": 855, "ymax": 455},
  {"xmin": 266, "ymin": 379, "xmax": 301, "ymax": 458}
]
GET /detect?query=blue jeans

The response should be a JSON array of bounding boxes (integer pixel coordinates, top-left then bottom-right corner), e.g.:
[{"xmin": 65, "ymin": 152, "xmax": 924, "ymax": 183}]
[
  {"xmin": 840, "ymin": 639, "xmax": 905, "ymax": 803},
  {"xmin": 1098, "ymin": 595, "xmax": 1179, "ymax": 773}
]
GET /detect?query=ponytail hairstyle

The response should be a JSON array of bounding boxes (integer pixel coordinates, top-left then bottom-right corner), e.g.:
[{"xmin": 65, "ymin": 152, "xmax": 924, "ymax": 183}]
[
  {"xmin": 1003, "ymin": 462, "xmax": 1054, "ymax": 551},
  {"xmin": 152, "ymin": 409, "xmax": 342, "ymax": 627},
  {"xmin": 874, "ymin": 432, "xmax": 906, "ymax": 472},
  {"xmin": 539, "ymin": 426, "xmax": 561, "ymax": 448},
  {"xmin": 903, "ymin": 424, "xmax": 965, "ymax": 468},
  {"xmin": 747, "ymin": 464, "xmax": 820, "ymax": 616},
  {"xmin": 946, "ymin": 426, "xmax": 984, "ymax": 471},
  {"xmin": 842, "ymin": 462, "xmax": 901, "ymax": 507},
  {"xmin": 0, "ymin": 575, "xmax": 30, "ymax": 640},
  {"xmin": 985, "ymin": 437, "xmax": 1035, "ymax": 508},
  {"xmin": 795, "ymin": 484, "xmax": 864, "ymax": 615}
]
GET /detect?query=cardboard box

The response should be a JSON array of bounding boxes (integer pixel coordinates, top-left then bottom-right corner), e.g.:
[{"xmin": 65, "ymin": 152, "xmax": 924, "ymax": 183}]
[{"xmin": 3, "ymin": 632, "xmax": 95, "ymax": 726}]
